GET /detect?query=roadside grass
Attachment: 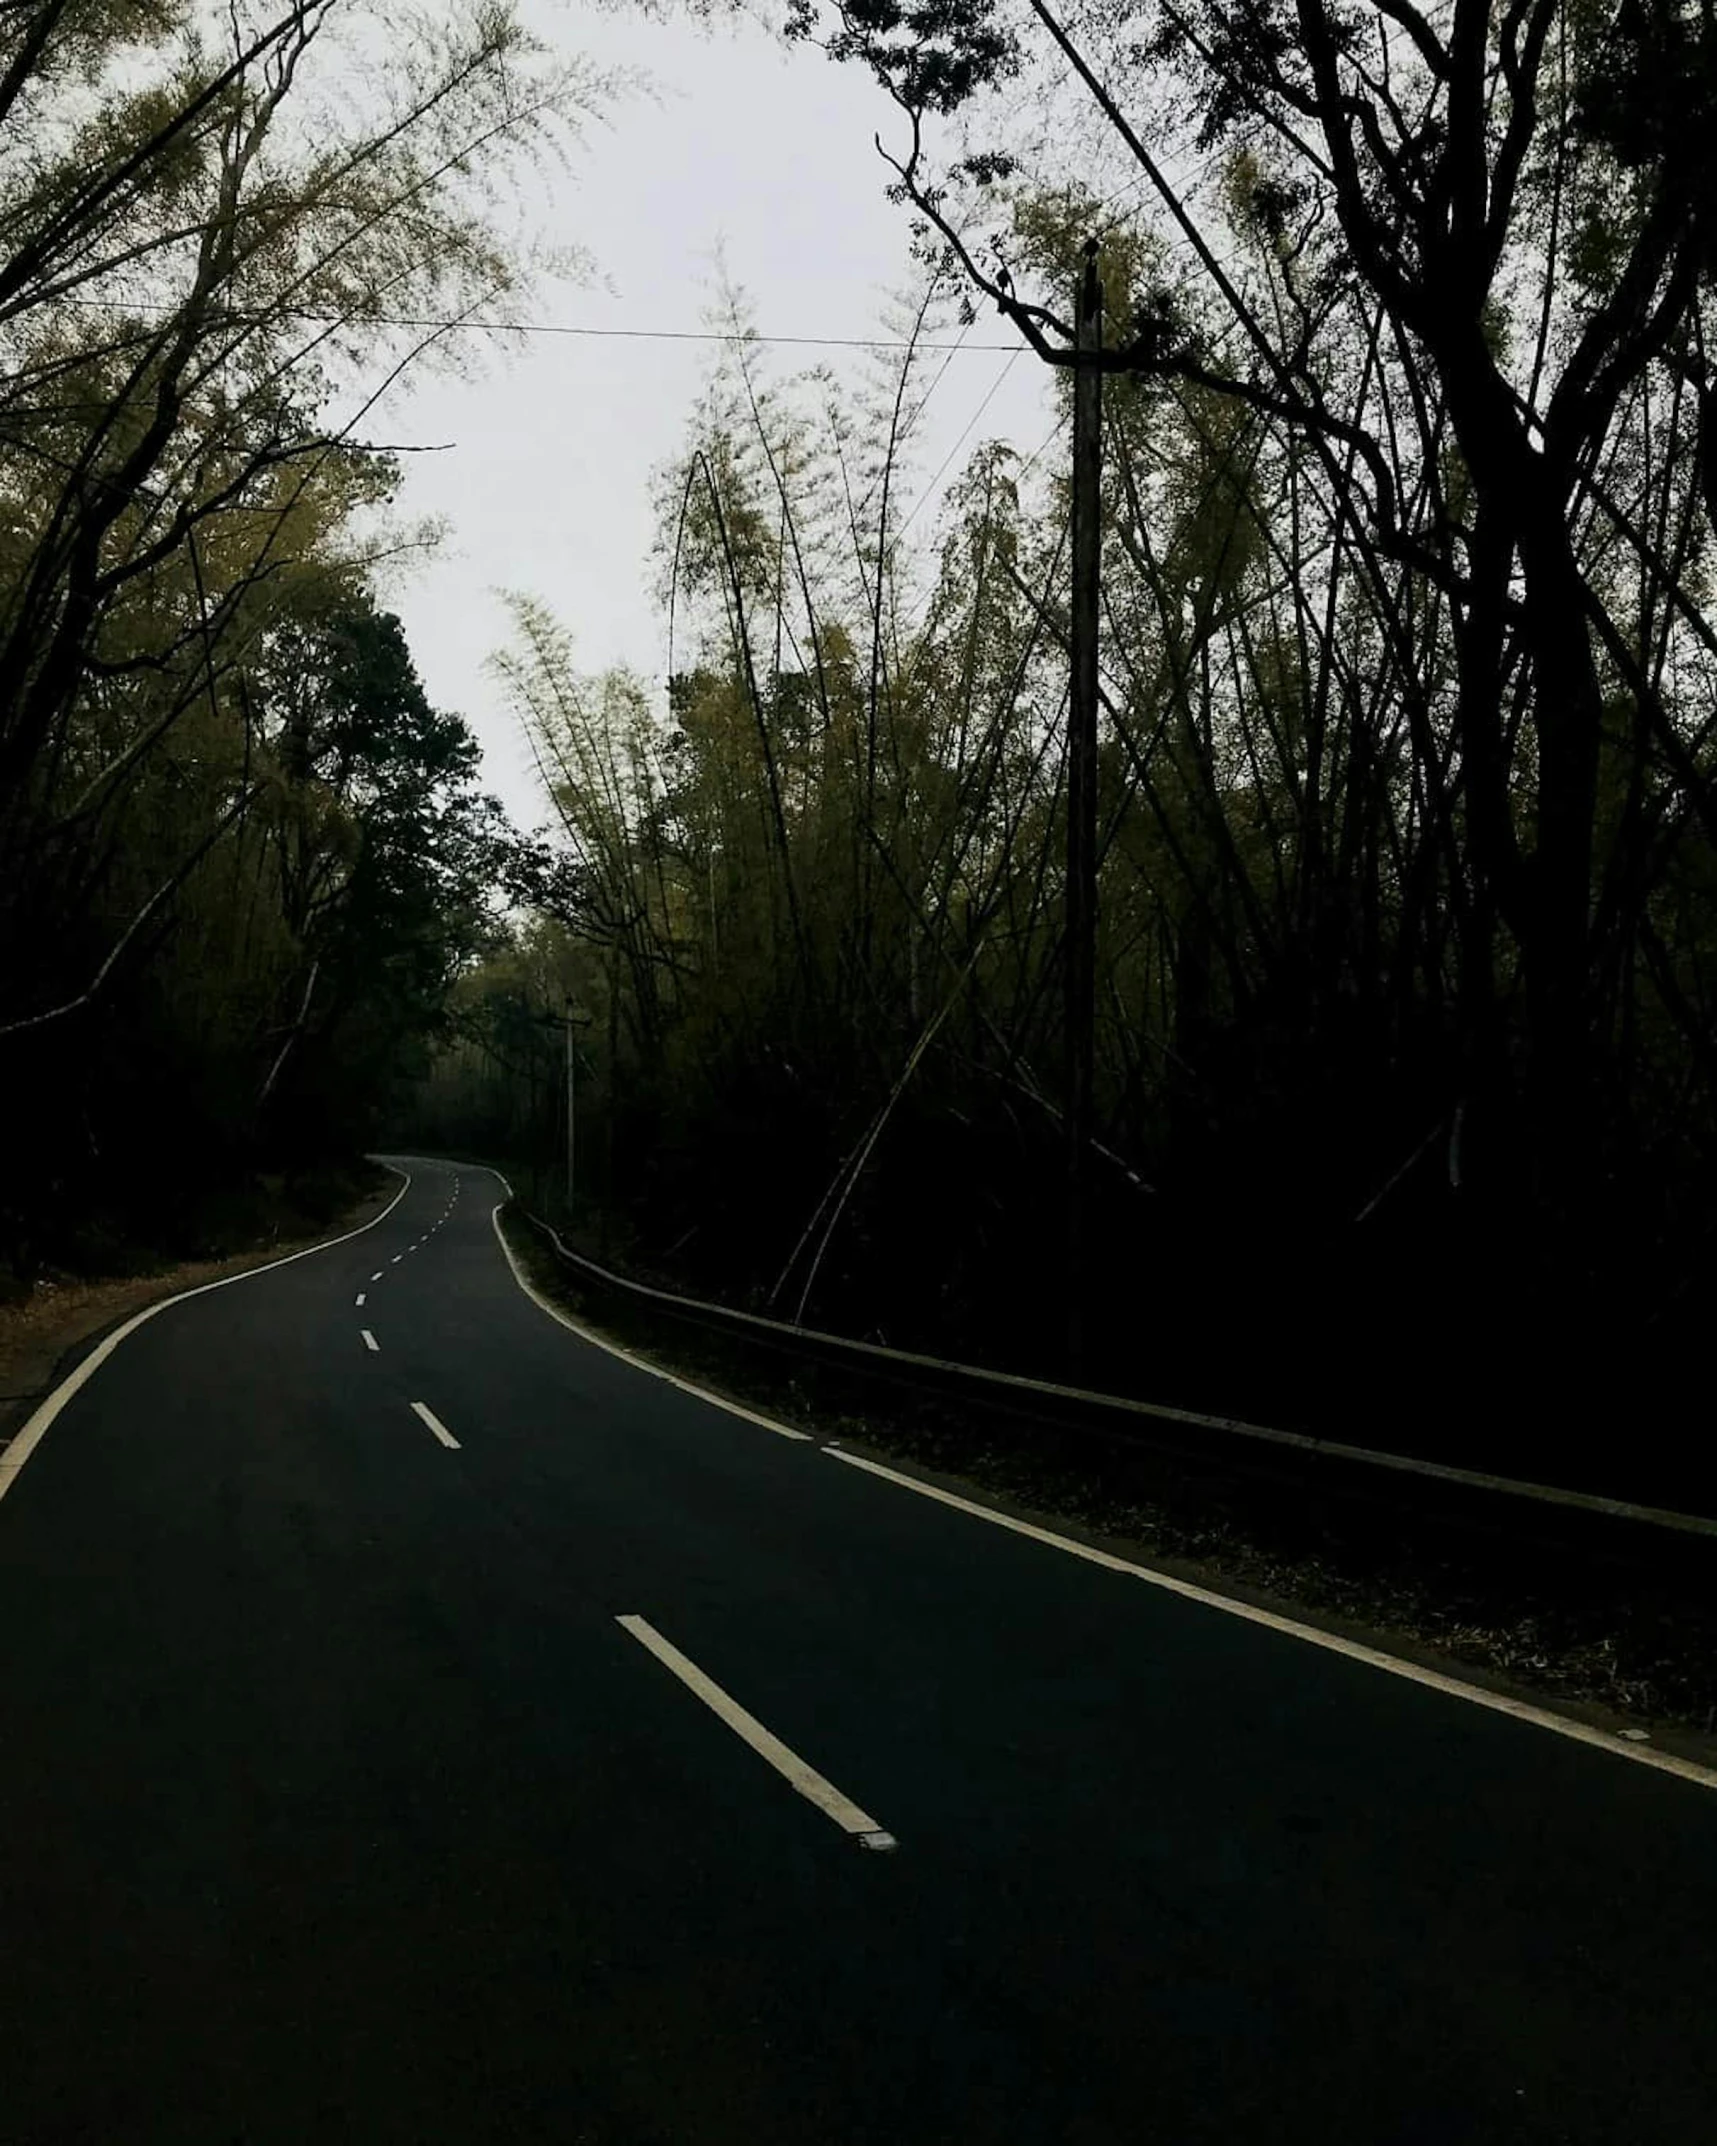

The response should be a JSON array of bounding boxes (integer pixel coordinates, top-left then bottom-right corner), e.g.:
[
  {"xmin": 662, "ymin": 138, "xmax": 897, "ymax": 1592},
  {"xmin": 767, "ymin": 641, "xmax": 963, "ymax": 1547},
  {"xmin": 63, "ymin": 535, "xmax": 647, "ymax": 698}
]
[{"xmin": 0, "ymin": 1160, "xmax": 396, "ymax": 1444}]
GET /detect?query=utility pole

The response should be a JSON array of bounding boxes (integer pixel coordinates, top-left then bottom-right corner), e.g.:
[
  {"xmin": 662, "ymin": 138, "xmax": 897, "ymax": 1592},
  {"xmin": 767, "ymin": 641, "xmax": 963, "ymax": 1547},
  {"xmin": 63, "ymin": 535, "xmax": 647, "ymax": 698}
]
[
  {"xmin": 575, "ymin": 995, "xmax": 588, "ymax": 1218},
  {"xmin": 603, "ymin": 964, "xmax": 620, "ymax": 1262},
  {"xmin": 1066, "ymin": 240, "xmax": 1103, "ymax": 1381}
]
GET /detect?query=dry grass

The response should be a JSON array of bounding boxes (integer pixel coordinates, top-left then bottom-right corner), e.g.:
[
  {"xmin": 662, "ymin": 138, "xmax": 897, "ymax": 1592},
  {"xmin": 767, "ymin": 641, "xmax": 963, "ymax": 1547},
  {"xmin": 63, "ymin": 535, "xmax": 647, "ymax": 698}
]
[{"xmin": 0, "ymin": 1175, "xmax": 399, "ymax": 1442}]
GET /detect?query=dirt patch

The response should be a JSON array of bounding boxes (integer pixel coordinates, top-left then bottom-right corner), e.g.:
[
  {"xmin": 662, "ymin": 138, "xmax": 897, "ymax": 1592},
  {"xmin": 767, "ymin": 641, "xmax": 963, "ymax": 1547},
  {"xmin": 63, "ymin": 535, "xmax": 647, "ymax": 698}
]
[
  {"xmin": 500, "ymin": 1206, "xmax": 1717, "ymax": 1778},
  {"xmin": 0, "ymin": 1166, "xmax": 401, "ymax": 1445}
]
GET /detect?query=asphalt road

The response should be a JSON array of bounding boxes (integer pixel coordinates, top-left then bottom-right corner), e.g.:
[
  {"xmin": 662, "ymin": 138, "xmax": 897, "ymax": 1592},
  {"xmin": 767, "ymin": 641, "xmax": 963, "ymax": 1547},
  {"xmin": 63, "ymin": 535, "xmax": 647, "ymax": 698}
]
[{"xmin": 2, "ymin": 1156, "xmax": 1715, "ymax": 2145}]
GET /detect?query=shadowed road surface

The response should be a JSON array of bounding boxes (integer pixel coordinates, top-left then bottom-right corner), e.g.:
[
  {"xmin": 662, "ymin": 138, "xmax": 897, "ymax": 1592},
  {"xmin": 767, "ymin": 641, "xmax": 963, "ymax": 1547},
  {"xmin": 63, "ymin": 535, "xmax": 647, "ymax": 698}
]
[{"xmin": 2, "ymin": 1157, "xmax": 1714, "ymax": 2143}]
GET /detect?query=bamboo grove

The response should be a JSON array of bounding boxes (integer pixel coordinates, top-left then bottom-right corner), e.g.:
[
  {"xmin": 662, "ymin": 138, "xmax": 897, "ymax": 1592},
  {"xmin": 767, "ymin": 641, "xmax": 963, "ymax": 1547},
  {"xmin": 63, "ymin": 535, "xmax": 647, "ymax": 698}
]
[
  {"xmin": 0, "ymin": 0, "xmax": 605, "ymax": 1280},
  {"xmin": 422, "ymin": 1, "xmax": 1717, "ymax": 1501}
]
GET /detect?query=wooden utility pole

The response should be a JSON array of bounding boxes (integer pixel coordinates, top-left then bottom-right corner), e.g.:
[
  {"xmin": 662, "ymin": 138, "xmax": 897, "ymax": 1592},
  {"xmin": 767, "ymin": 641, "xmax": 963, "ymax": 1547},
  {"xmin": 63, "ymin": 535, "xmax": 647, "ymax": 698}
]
[
  {"xmin": 603, "ymin": 964, "xmax": 620, "ymax": 1261},
  {"xmin": 575, "ymin": 1000, "xmax": 588, "ymax": 1218},
  {"xmin": 1066, "ymin": 240, "xmax": 1103, "ymax": 1380}
]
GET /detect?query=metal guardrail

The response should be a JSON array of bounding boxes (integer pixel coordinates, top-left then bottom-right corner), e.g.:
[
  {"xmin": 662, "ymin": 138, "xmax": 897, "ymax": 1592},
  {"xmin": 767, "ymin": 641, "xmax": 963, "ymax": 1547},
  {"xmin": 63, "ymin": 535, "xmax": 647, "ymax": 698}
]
[{"xmin": 515, "ymin": 1206, "xmax": 1717, "ymax": 1544}]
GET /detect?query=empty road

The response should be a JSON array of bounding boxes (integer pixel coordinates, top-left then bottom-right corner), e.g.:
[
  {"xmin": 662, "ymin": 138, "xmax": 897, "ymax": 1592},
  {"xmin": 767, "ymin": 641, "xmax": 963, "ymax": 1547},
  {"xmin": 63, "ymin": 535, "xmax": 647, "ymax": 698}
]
[{"xmin": 2, "ymin": 1156, "xmax": 1714, "ymax": 2143}]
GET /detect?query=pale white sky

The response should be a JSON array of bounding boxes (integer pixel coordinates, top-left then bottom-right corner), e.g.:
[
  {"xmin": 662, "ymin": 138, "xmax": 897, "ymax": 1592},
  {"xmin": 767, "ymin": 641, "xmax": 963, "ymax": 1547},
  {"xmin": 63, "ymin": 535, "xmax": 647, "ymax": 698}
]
[{"xmin": 376, "ymin": 2, "xmax": 1055, "ymax": 835}]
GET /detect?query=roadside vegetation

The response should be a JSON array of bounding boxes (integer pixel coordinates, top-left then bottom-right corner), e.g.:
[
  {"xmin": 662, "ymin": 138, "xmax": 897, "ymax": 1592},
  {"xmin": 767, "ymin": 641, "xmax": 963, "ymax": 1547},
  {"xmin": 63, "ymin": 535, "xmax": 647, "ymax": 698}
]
[
  {"xmin": 408, "ymin": 0, "xmax": 1717, "ymax": 1517},
  {"xmin": 0, "ymin": 0, "xmax": 609, "ymax": 1294},
  {"xmin": 499, "ymin": 1204, "xmax": 1717, "ymax": 1759},
  {"xmin": 5, "ymin": 1, "xmax": 1713, "ymax": 1526}
]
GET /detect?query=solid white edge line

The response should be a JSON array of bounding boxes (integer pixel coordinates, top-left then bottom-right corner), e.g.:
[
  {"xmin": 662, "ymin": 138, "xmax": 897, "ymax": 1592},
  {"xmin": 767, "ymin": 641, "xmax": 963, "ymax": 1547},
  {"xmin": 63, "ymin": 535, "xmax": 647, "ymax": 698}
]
[
  {"xmin": 823, "ymin": 1449, "xmax": 1717, "ymax": 1795},
  {"xmin": 617, "ymin": 1614, "xmax": 892, "ymax": 1847},
  {"xmin": 410, "ymin": 1400, "xmax": 460, "ymax": 1449},
  {"xmin": 489, "ymin": 1204, "xmax": 814, "ymax": 1443},
  {"xmin": 361, "ymin": 1329, "xmax": 379, "ymax": 1352},
  {"xmin": 0, "ymin": 1167, "xmax": 414, "ymax": 1505},
  {"xmin": 466, "ymin": 1157, "xmax": 1717, "ymax": 1799}
]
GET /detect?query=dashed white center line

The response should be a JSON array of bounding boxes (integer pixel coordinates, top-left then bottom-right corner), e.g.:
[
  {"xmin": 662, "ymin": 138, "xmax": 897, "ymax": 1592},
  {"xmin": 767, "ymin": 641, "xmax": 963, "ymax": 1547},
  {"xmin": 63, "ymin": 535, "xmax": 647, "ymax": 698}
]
[
  {"xmin": 355, "ymin": 1292, "xmax": 366, "ymax": 1307},
  {"xmin": 371, "ymin": 1271, "xmax": 384, "ymax": 1282},
  {"xmin": 391, "ymin": 1254, "xmax": 403, "ymax": 1264},
  {"xmin": 616, "ymin": 1615, "xmax": 895, "ymax": 1852},
  {"xmin": 361, "ymin": 1329, "xmax": 379, "ymax": 1352},
  {"xmin": 410, "ymin": 1401, "xmax": 460, "ymax": 1449}
]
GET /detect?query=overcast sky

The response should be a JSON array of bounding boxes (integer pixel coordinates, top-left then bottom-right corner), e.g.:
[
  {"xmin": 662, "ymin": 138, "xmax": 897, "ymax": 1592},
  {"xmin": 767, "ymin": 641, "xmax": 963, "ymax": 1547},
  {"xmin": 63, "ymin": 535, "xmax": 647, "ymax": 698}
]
[{"xmin": 375, "ymin": 1, "xmax": 1055, "ymax": 836}]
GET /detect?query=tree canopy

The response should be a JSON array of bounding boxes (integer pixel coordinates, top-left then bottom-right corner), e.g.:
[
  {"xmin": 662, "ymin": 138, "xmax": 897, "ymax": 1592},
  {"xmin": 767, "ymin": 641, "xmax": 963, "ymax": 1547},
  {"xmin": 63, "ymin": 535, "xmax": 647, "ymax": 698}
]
[
  {"xmin": 408, "ymin": 0, "xmax": 1717, "ymax": 1503},
  {"xmin": 0, "ymin": 0, "xmax": 606, "ymax": 1281}
]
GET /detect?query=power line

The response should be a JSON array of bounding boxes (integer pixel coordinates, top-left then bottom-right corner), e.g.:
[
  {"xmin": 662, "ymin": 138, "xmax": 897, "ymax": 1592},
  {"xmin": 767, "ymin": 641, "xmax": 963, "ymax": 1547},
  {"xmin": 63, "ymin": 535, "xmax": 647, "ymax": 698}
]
[
  {"xmin": 1018, "ymin": 410, "xmax": 1071, "ymax": 483},
  {"xmin": 895, "ymin": 349, "xmax": 1024, "ymax": 541},
  {"xmin": 384, "ymin": 317, "xmax": 1023, "ymax": 355},
  {"xmin": 840, "ymin": 313, "xmax": 982, "ymax": 534},
  {"xmin": 38, "ymin": 295, "xmax": 1024, "ymax": 355},
  {"xmin": 897, "ymin": 314, "xmax": 978, "ymax": 435},
  {"xmin": 892, "ymin": 404, "xmax": 1068, "ymax": 645}
]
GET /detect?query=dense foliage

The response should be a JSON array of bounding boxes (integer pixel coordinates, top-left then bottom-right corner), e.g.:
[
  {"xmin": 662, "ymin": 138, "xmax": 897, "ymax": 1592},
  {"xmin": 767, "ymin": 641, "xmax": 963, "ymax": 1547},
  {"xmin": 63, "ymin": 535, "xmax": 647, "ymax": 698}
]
[
  {"xmin": 0, "ymin": 0, "xmax": 600, "ymax": 1283},
  {"xmin": 411, "ymin": 0, "xmax": 1717, "ymax": 1506}
]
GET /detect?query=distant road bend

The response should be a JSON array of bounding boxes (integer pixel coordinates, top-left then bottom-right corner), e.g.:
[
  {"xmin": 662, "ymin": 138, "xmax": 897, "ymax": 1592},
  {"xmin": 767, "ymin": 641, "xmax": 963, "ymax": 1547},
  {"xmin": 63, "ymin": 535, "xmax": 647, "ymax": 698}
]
[{"xmin": 1, "ymin": 1155, "xmax": 1714, "ymax": 2144}]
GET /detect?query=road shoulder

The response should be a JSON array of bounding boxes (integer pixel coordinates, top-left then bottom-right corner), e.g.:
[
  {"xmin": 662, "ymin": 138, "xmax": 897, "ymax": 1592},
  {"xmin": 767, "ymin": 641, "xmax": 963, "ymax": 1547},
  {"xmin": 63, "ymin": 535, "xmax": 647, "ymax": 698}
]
[
  {"xmin": 495, "ymin": 1202, "xmax": 1717, "ymax": 1778},
  {"xmin": 0, "ymin": 1166, "xmax": 400, "ymax": 1449}
]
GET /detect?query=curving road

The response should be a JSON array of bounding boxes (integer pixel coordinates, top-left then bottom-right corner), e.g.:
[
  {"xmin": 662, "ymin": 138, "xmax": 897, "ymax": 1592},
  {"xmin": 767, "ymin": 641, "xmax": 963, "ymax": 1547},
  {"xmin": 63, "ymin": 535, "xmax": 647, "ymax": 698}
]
[{"xmin": 2, "ymin": 1156, "xmax": 1714, "ymax": 2143}]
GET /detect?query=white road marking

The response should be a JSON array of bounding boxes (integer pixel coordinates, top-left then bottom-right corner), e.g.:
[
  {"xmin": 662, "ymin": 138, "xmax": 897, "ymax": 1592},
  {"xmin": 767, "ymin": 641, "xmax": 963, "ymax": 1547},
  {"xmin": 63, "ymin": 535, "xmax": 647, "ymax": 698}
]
[
  {"xmin": 391, "ymin": 1255, "xmax": 403, "ymax": 1264},
  {"xmin": 491, "ymin": 1207, "xmax": 814, "ymax": 1443},
  {"xmin": 459, "ymin": 1151, "xmax": 1717, "ymax": 1797},
  {"xmin": 822, "ymin": 1450, "xmax": 1717, "ymax": 1795},
  {"xmin": 617, "ymin": 1615, "xmax": 894, "ymax": 1849},
  {"xmin": 0, "ymin": 1167, "xmax": 413, "ymax": 1508},
  {"xmin": 410, "ymin": 1401, "xmax": 460, "ymax": 1449},
  {"xmin": 371, "ymin": 1271, "xmax": 384, "ymax": 1281},
  {"xmin": 361, "ymin": 1329, "xmax": 379, "ymax": 1352},
  {"xmin": 355, "ymin": 1292, "xmax": 366, "ymax": 1307}
]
